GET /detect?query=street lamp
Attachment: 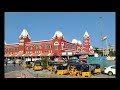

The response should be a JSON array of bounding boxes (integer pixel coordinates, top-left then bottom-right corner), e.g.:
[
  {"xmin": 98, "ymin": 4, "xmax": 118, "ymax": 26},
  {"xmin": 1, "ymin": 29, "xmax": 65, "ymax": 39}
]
[{"xmin": 99, "ymin": 17, "xmax": 104, "ymax": 56}]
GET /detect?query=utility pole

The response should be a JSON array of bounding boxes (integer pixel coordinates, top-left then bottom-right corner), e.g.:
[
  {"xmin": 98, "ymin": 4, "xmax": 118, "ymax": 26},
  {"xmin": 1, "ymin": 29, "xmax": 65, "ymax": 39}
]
[{"xmin": 100, "ymin": 17, "xmax": 104, "ymax": 56}]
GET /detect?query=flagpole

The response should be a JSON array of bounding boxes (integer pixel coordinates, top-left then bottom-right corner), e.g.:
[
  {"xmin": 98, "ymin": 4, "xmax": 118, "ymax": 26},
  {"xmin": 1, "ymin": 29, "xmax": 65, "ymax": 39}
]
[{"xmin": 100, "ymin": 17, "xmax": 104, "ymax": 56}]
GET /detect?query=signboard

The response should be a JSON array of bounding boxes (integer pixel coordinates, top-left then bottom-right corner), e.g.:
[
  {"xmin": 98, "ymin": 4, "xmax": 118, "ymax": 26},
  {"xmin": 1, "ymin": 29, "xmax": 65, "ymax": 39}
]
[
  {"xmin": 62, "ymin": 52, "xmax": 66, "ymax": 56},
  {"xmin": 67, "ymin": 52, "xmax": 72, "ymax": 56},
  {"xmin": 87, "ymin": 56, "xmax": 106, "ymax": 61}
]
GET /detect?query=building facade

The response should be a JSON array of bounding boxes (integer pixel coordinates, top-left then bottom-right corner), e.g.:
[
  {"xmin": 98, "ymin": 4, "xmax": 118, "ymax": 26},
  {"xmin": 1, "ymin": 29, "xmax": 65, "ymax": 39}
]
[{"xmin": 4, "ymin": 29, "xmax": 94, "ymax": 60}]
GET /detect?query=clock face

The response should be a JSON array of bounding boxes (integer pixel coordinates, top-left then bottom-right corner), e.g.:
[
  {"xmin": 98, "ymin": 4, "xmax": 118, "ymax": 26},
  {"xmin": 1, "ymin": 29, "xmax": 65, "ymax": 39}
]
[{"xmin": 54, "ymin": 41, "xmax": 59, "ymax": 45}]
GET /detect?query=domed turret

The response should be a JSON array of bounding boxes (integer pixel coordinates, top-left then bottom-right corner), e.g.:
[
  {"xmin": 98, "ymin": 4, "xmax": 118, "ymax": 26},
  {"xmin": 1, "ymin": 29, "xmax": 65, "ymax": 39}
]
[
  {"xmin": 77, "ymin": 40, "xmax": 82, "ymax": 45},
  {"xmin": 72, "ymin": 39, "xmax": 78, "ymax": 44},
  {"xmin": 52, "ymin": 31, "xmax": 64, "ymax": 39}
]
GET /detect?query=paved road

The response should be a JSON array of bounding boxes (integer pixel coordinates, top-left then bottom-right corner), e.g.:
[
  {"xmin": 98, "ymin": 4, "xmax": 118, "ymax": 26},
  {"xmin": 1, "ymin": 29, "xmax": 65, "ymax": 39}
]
[
  {"xmin": 4, "ymin": 64, "xmax": 115, "ymax": 78},
  {"xmin": 4, "ymin": 64, "xmax": 24, "ymax": 73},
  {"xmin": 5, "ymin": 70, "xmax": 35, "ymax": 78},
  {"xmin": 26, "ymin": 68, "xmax": 115, "ymax": 78}
]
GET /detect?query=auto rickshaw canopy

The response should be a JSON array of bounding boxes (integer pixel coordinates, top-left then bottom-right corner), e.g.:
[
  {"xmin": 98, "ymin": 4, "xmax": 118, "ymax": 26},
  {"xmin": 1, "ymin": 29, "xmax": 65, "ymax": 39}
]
[
  {"xmin": 89, "ymin": 64, "xmax": 100, "ymax": 69},
  {"xmin": 81, "ymin": 64, "xmax": 90, "ymax": 72},
  {"xmin": 34, "ymin": 60, "xmax": 42, "ymax": 66},
  {"xmin": 56, "ymin": 64, "xmax": 68, "ymax": 70}
]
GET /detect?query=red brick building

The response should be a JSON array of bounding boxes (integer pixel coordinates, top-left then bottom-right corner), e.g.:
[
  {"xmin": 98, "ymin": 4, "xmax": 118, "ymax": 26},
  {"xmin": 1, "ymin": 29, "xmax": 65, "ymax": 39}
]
[{"xmin": 4, "ymin": 29, "xmax": 94, "ymax": 60}]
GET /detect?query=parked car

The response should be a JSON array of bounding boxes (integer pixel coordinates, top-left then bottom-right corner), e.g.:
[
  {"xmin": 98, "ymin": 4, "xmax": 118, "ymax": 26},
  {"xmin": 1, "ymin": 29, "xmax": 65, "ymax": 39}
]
[{"xmin": 103, "ymin": 65, "xmax": 116, "ymax": 76}]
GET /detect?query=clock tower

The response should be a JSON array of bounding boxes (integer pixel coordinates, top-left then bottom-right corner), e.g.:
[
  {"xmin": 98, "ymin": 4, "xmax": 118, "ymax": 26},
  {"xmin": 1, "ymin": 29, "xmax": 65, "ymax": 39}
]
[
  {"xmin": 83, "ymin": 31, "xmax": 90, "ymax": 53},
  {"xmin": 19, "ymin": 29, "xmax": 31, "ymax": 54}
]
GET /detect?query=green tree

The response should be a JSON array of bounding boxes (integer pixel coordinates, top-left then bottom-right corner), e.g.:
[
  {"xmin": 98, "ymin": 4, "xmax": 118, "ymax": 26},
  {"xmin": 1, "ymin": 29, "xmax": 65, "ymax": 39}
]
[
  {"xmin": 94, "ymin": 47, "xmax": 103, "ymax": 56},
  {"xmin": 41, "ymin": 56, "xmax": 49, "ymax": 69},
  {"xmin": 109, "ymin": 50, "xmax": 115, "ymax": 56}
]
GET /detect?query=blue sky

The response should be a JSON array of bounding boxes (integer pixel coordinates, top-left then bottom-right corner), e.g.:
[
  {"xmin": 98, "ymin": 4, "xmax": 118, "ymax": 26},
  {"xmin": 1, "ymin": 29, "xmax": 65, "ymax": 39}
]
[{"xmin": 5, "ymin": 12, "xmax": 115, "ymax": 48}]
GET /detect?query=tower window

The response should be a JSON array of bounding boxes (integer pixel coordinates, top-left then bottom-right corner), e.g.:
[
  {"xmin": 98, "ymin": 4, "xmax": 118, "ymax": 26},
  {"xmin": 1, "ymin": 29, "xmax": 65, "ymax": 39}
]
[{"xmin": 54, "ymin": 45, "xmax": 58, "ymax": 50}]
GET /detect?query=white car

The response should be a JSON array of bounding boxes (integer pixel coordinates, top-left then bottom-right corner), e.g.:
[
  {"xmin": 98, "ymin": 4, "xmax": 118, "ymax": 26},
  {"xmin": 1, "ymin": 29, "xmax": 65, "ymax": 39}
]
[{"xmin": 103, "ymin": 65, "xmax": 116, "ymax": 76}]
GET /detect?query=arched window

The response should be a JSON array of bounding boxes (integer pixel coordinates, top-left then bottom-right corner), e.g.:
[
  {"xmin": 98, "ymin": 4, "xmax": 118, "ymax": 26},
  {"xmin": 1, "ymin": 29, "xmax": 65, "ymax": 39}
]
[
  {"xmin": 39, "ymin": 45, "xmax": 42, "ymax": 49},
  {"xmin": 29, "ymin": 46, "xmax": 32, "ymax": 50},
  {"xmin": 26, "ymin": 46, "xmax": 29, "ymax": 50},
  {"xmin": 14, "ymin": 47, "xmax": 18, "ymax": 51},
  {"xmin": 35, "ymin": 45, "xmax": 39, "ymax": 49},
  {"xmin": 44, "ymin": 44, "xmax": 47, "ymax": 49},
  {"xmin": 49, "ymin": 44, "xmax": 52, "ymax": 48}
]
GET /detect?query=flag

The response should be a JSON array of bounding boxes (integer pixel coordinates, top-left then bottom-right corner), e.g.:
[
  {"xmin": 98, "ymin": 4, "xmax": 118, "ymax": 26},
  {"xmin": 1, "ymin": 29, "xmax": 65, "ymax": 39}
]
[{"xmin": 101, "ymin": 35, "xmax": 107, "ymax": 41}]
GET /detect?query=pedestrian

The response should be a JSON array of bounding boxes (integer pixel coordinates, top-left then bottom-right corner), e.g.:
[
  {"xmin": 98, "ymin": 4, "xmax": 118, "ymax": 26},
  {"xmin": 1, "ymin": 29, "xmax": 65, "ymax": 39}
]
[
  {"xmin": 18, "ymin": 61, "xmax": 21, "ymax": 66},
  {"xmin": 13, "ymin": 60, "xmax": 16, "ymax": 67},
  {"xmin": 5, "ymin": 59, "xmax": 8, "ymax": 66}
]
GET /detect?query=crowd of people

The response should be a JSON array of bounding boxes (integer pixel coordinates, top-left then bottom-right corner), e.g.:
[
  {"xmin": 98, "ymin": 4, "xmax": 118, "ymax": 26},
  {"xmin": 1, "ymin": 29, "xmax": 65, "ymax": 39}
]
[{"xmin": 4, "ymin": 58, "xmax": 22, "ymax": 67}]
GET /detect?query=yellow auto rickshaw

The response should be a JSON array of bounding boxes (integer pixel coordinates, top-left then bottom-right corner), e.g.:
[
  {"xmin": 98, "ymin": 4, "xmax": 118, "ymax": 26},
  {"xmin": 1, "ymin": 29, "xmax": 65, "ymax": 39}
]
[
  {"xmin": 51, "ymin": 62, "xmax": 69, "ymax": 75},
  {"xmin": 47, "ymin": 61, "xmax": 55, "ymax": 71},
  {"xmin": 81, "ymin": 64, "xmax": 91, "ymax": 77},
  {"xmin": 33, "ymin": 60, "xmax": 43, "ymax": 71},
  {"xmin": 69, "ymin": 63, "xmax": 82, "ymax": 76},
  {"xmin": 89, "ymin": 64, "xmax": 101, "ymax": 74},
  {"xmin": 25, "ymin": 61, "xmax": 33, "ymax": 68},
  {"xmin": 56, "ymin": 63, "xmax": 69, "ymax": 75}
]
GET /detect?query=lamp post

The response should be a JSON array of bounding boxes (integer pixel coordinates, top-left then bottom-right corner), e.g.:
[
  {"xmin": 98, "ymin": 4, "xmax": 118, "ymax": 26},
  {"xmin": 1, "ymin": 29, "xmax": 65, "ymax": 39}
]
[{"xmin": 100, "ymin": 17, "xmax": 104, "ymax": 56}]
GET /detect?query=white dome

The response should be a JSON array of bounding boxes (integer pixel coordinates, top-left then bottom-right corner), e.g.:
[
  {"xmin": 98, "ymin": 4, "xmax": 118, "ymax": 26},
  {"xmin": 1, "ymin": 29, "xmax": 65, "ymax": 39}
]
[
  {"xmin": 90, "ymin": 46, "xmax": 93, "ymax": 49},
  {"xmin": 77, "ymin": 40, "xmax": 82, "ymax": 45},
  {"xmin": 53, "ymin": 31, "xmax": 64, "ymax": 38},
  {"xmin": 83, "ymin": 31, "xmax": 89, "ymax": 37},
  {"xmin": 19, "ymin": 29, "xmax": 31, "ymax": 39},
  {"xmin": 4, "ymin": 41, "xmax": 7, "ymax": 44},
  {"xmin": 72, "ymin": 39, "xmax": 78, "ymax": 43}
]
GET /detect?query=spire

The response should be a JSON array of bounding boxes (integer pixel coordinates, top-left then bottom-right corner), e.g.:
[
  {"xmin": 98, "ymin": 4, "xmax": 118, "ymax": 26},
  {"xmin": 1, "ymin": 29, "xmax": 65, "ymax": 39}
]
[
  {"xmin": 19, "ymin": 28, "xmax": 31, "ymax": 39},
  {"xmin": 83, "ymin": 31, "xmax": 89, "ymax": 37}
]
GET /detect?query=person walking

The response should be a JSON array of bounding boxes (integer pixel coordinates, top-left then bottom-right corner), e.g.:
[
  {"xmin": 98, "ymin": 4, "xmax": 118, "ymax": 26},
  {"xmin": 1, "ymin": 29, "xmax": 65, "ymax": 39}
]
[
  {"xmin": 18, "ymin": 61, "xmax": 21, "ymax": 66},
  {"xmin": 5, "ymin": 59, "xmax": 8, "ymax": 67},
  {"xmin": 13, "ymin": 60, "xmax": 16, "ymax": 67}
]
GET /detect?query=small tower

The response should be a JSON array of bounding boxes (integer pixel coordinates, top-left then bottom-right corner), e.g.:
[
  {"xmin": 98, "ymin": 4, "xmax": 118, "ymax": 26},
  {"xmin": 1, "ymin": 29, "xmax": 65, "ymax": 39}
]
[
  {"xmin": 52, "ymin": 31, "xmax": 64, "ymax": 58},
  {"xmin": 19, "ymin": 28, "xmax": 31, "ymax": 54},
  {"xmin": 83, "ymin": 31, "xmax": 90, "ymax": 53}
]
